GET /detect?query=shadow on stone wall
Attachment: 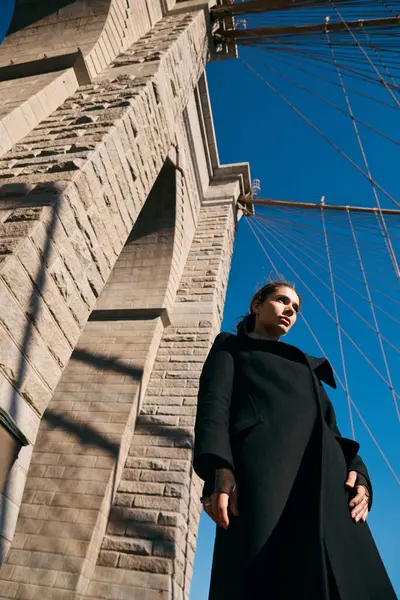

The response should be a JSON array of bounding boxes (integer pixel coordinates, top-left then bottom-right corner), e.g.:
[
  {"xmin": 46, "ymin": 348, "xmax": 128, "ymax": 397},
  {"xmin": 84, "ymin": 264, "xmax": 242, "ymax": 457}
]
[
  {"xmin": 41, "ymin": 348, "xmax": 144, "ymax": 507},
  {"xmin": 107, "ymin": 416, "xmax": 194, "ymax": 545},
  {"xmin": 5, "ymin": 183, "xmax": 60, "ymax": 423},
  {"xmin": 43, "ymin": 389, "xmax": 194, "ymax": 566},
  {"xmin": 0, "ymin": 181, "xmax": 62, "ymax": 561},
  {"xmin": 7, "ymin": 0, "xmax": 79, "ymax": 36},
  {"xmin": 72, "ymin": 347, "xmax": 144, "ymax": 381},
  {"xmin": 43, "ymin": 410, "xmax": 121, "ymax": 459},
  {"xmin": 41, "ymin": 345, "xmax": 145, "ymax": 460}
]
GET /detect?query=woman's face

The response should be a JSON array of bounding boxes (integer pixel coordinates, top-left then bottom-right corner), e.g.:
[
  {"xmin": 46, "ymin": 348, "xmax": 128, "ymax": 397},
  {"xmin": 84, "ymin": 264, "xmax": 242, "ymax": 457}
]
[{"xmin": 252, "ymin": 286, "xmax": 300, "ymax": 340}]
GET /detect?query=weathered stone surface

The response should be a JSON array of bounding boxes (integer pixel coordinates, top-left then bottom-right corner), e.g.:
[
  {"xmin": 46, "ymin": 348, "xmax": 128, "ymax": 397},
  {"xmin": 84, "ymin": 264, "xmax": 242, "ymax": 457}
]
[
  {"xmin": 102, "ymin": 536, "xmax": 152, "ymax": 555},
  {"xmin": 0, "ymin": 3, "xmax": 251, "ymax": 600}
]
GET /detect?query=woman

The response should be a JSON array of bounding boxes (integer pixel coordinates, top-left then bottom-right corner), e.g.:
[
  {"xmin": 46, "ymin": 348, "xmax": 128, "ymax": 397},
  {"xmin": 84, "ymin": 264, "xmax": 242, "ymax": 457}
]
[{"xmin": 193, "ymin": 281, "xmax": 396, "ymax": 600}]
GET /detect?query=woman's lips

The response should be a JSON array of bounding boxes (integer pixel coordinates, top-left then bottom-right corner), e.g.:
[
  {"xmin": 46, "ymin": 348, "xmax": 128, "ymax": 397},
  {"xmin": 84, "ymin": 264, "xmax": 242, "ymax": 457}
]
[{"xmin": 279, "ymin": 317, "xmax": 290, "ymax": 327}]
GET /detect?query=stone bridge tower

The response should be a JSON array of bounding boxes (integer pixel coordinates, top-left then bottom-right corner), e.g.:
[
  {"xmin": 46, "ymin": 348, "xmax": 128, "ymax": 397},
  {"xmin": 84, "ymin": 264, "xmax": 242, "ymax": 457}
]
[{"xmin": 0, "ymin": 1, "xmax": 252, "ymax": 598}]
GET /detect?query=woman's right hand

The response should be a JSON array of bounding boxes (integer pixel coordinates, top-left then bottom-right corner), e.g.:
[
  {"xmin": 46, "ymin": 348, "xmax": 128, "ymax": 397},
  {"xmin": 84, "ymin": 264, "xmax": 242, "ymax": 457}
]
[{"xmin": 202, "ymin": 486, "xmax": 239, "ymax": 529}]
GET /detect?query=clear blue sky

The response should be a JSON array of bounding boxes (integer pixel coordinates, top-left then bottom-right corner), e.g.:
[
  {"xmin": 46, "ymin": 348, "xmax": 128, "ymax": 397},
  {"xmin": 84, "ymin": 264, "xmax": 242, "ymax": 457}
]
[
  {"xmin": 0, "ymin": 0, "xmax": 14, "ymax": 41},
  {"xmin": 0, "ymin": 2, "xmax": 398, "ymax": 597}
]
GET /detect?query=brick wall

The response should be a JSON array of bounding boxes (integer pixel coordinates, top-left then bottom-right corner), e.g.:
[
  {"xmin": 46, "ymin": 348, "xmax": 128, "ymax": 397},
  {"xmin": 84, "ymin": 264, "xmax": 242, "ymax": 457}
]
[
  {"xmin": 0, "ymin": 2, "xmax": 252, "ymax": 597},
  {"xmin": 0, "ymin": 0, "xmax": 177, "ymax": 156},
  {"xmin": 0, "ymin": 158, "xmax": 185, "ymax": 595},
  {"xmin": 0, "ymin": 8, "xmax": 211, "ymax": 568},
  {"xmin": 86, "ymin": 193, "xmax": 237, "ymax": 600},
  {"xmin": 0, "ymin": 161, "xmax": 245, "ymax": 600},
  {"xmin": 0, "ymin": 6, "xmax": 209, "ymax": 444}
]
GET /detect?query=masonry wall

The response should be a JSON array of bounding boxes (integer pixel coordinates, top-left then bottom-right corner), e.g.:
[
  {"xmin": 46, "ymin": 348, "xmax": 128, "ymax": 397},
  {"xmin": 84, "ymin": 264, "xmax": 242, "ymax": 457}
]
[
  {"xmin": 0, "ymin": 7, "xmax": 213, "ymax": 568},
  {"xmin": 0, "ymin": 159, "xmax": 182, "ymax": 595},
  {"xmin": 0, "ymin": 2, "xmax": 250, "ymax": 598},
  {"xmin": 0, "ymin": 184, "xmax": 238, "ymax": 600},
  {"xmin": 0, "ymin": 0, "xmax": 174, "ymax": 156},
  {"xmin": 88, "ymin": 198, "xmax": 237, "ymax": 600}
]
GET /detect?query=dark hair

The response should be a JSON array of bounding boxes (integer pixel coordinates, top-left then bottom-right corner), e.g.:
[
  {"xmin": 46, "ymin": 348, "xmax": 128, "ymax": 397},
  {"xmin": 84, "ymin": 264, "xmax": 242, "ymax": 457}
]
[{"xmin": 236, "ymin": 281, "xmax": 301, "ymax": 333}]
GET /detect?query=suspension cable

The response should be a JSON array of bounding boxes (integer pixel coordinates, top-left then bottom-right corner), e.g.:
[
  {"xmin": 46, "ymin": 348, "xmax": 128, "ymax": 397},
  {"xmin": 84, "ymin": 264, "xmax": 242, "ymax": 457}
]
[
  {"xmin": 239, "ymin": 56, "xmax": 400, "ymax": 209},
  {"xmin": 322, "ymin": 204, "xmax": 354, "ymax": 437},
  {"xmin": 256, "ymin": 216, "xmax": 400, "ymax": 334},
  {"xmin": 263, "ymin": 48, "xmax": 400, "ymax": 110},
  {"xmin": 330, "ymin": 0, "xmax": 400, "ymax": 107},
  {"xmin": 246, "ymin": 216, "xmax": 400, "ymax": 484},
  {"xmin": 325, "ymin": 25, "xmax": 400, "ymax": 279},
  {"xmin": 361, "ymin": 26, "xmax": 400, "ymax": 90},
  {"xmin": 244, "ymin": 51, "xmax": 400, "ymax": 147},
  {"xmin": 347, "ymin": 209, "xmax": 400, "ymax": 421},
  {"xmin": 256, "ymin": 212, "xmax": 400, "ymax": 274},
  {"xmin": 245, "ymin": 37, "xmax": 400, "ymax": 92},
  {"xmin": 242, "ymin": 199, "xmax": 400, "ymax": 315},
  {"xmin": 300, "ymin": 314, "xmax": 400, "ymax": 485},
  {"xmin": 250, "ymin": 218, "xmax": 400, "ymax": 398}
]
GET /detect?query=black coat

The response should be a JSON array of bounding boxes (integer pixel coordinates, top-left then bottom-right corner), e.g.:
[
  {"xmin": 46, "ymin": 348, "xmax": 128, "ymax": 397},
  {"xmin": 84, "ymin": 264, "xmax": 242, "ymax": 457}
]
[{"xmin": 194, "ymin": 330, "xmax": 396, "ymax": 600}]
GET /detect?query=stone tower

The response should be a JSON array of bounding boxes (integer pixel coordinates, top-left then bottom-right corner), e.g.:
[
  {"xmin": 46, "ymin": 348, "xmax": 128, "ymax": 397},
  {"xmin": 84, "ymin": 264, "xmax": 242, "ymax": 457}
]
[{"xmin": 0, "ymin": 1, "xmax": 252, "ymax": 598}]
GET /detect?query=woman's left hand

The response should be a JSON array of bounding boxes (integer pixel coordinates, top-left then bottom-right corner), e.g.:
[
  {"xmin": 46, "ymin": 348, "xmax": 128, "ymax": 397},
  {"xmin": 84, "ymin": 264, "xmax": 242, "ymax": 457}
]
[{"xmin": 346, "ymin": 471, "xmax": 369, "ymax": 523}]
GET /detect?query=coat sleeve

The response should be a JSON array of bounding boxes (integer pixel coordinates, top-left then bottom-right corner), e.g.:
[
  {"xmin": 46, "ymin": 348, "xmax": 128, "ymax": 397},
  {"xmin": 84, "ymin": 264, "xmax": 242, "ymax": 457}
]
[
  {"xmin": 321, "ymin": 386, "xmax": 373, "ymax": 509},
  {"xmin": 193, "ymin": 332, "xmax": 235, "ymax": 481}
]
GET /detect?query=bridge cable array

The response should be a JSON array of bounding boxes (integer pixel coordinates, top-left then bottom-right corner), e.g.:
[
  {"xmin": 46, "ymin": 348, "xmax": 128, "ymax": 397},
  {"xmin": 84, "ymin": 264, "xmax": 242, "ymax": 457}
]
[{"xmin": 243, "ymin": 206, "xmax": 400, "ymax": 485}]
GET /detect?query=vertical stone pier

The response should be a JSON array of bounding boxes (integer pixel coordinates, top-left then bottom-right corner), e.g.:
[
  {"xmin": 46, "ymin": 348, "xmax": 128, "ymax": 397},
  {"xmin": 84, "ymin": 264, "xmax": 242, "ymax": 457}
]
[{"xmin": 0, "ymin": 1, "xmax": 252, "ymax": 598}]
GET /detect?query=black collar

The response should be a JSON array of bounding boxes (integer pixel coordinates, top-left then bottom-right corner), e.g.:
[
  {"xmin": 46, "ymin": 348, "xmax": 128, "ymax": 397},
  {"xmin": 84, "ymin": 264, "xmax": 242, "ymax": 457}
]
[{"xmin": 239, "ymin": 328, "xmax": 337, "ymax": 389}]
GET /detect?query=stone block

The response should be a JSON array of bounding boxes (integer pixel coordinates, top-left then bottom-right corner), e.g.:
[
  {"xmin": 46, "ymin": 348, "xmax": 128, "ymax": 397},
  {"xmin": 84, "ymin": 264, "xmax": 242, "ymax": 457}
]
[
  {"xmin": 14, "ymin": 518, "xmax": 44, "ymax": 535},
  {"xmin": 125, "ymin": 458, "xmax": 169, "ymax": 471},
  {"xmin": 64, "ymin": 540, "xmax": 89, "ymax": 558},
  {"xmin": 152, "ymin": 541, "xmax": 176, "ymax": 558},
  {"xmin": 75, "ymin": 509, "xmax": 99, "ymax": 525},
  {"xmin": 117, "ymin": 481, "xmax": 164, "ymax": 496},
  {"xmin": 0, "ymin": 123, "xmax": 13, "ymax": 157},
  {"xmin": 1, "ymin": 108, "xmax": 31, "ymax": 146},
  {"xmin": 140, "ymin": 471, "xmax": 186, "ymax": 484},
  {"xmin": 54, "ymin": 571, "xmax": 80, "ymax": 589},
  {"xmin": 22, "ymin": 534, "xmax": 68, "ymax": 554},
  {"xmin": 61, "ymin": 467, "xmax": 110, "ymax": 482},
  {"xmin": 35, "ymin": 506, "xmax": 78, "ymax": 523},
  {"xmin": 97, "ymin": 550, "xmax": 118, "ymax": 567},
  {"xmin": 102, "ymin": 536, "xmax": 152, "ymax": 555},
  {"xmin": 11, "ymin": 533, "xmax": 27, "ymax": 549},
  {"xmin": 40, "ymin": 522, "xmax": 93, "ymax": 541},
  {"xmin": 57, "ymin": 455, "xmax": 97, "ymax": 468},
  {"xmin": 133, "ymin": 495, "xmax": 182, "ymax": 512},
  {"xmin": 51, "ymin": 493, "xmax": 102, "ymax": 510},
  {"xmin": 118, "ymin": 554, "xmax": 172, "ymax": 574},
  {"xmin": 0, "ymin": 579, "xmax": 18, "ymax": 598},
  {"xmin": 164, "ymin": 484, "xmax": 188, "ymax": 500},
  {"xmin": 9, "ymin": 565, "xmax": 57, "ymax": 586},
  {"xmin": 0, "ymin": 497, "xmax": 21, "ymax": 547},
  {"xmin": 18, "ymin": 504, "xmax": 39, "ymax": 519},
  {"xmin": 1, "ymin": 462, "xmax": 29, "ymax": 506}
]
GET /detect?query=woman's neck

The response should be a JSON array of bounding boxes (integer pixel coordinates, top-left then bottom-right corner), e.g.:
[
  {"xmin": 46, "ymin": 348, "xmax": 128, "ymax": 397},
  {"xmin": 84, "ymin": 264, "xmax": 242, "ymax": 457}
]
[{"xmin": 252, "ymin": 326, "xmax": 281, "ymax": 341}]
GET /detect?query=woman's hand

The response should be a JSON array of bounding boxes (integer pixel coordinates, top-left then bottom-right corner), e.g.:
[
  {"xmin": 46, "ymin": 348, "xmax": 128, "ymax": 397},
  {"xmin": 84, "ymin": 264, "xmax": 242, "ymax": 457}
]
[
  {"xmin": 346, "ymin": 471, "xmax": 369, "ymax": 523},
  {"xmin": 202, "ymin": 486, "xmax": 239, "ymax": 529}
]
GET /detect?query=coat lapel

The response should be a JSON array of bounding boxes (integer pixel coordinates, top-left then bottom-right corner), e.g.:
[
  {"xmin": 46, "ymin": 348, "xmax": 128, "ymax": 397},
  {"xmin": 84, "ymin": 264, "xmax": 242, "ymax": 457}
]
[{"xmin": 306, "ymin": 355, "xmax": 337, "ymax": 389}]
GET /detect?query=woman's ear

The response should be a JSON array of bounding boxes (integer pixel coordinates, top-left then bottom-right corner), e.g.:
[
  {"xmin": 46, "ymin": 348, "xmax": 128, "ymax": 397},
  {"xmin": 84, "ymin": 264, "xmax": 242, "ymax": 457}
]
[{"xmin": 251, "ymin": 299, "xmax": 260, "ymax": 315}]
